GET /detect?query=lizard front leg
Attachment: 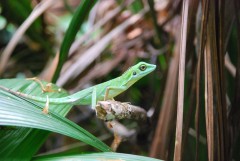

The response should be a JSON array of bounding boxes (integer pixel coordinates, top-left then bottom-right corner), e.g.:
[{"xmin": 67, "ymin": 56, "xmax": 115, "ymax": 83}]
[{"xmin": 104, "ymin": 86, "xmax": 126, "ymax": 101}]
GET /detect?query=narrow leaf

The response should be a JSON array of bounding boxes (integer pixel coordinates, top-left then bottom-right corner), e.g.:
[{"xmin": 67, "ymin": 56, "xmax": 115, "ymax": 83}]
[
  {"xmin": 52, "ymin": 0, "xmax": 97, "ymax": 82},
  {"xmin": 0, "ymin": 79, "xmax": 111, "ymax": 160},
  {"xmin": 0, "ymin": 89, "xmax": 111, "ymax": 151},
  {"xmin": 34, "ymin": 152, "xmax": 163, "ymax": 161}
]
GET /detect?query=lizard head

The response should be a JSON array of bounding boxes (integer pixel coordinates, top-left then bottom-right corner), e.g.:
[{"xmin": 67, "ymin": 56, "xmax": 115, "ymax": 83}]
[{"xmin": 121, "ymin": 61, "xmax": 156, "ymax": 86}]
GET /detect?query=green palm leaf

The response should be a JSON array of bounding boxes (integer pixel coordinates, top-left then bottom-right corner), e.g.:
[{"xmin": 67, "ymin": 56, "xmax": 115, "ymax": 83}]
[
  {"xmin": 33, "ymin": 152, "xmax": 163, "ymax": 161},
  {"xmin": 0, "ymin": 79, "xmax": 111, "ymax": 160}
]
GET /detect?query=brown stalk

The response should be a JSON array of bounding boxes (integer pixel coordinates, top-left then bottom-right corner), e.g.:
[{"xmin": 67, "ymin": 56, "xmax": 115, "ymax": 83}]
[
  {"xmin": 205, "ymin": 35, "xmax": 215, "ymax": 161},
  {"xmin": 208, "ymin": 1, "xmax": 227, "ymax": 160},
  {"xmin": 229, "ymin": 0, "xmax": 240, "ymax": 160},
  {"xmin": 204, "ymin": 1, "xmax": 229, "ymax": 160},
  {"xmin": 149, "ymin": 36, "xmax": 179, "ymax": 159},
  {"xmin": 195, "ymin": 0, "xmax": 209, "ymax": 160},
  {"xmin": 208, "ymin": 3, "xmax": 218, "ymax": 161},
  {"xmin": 217, "ymin": 0, "xmax": 229, "ymax": 160},
  {"xmin": 173, "ymin": 0, "xmax": 189, "ymax": 160},
  {"xmin": 180, "ymin": 0, "xmax": 199, "ymax": 158}
]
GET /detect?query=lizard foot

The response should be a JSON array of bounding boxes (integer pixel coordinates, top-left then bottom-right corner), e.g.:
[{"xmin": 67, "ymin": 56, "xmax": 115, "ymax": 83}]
[{"xmin": 27, "ymin": 77, "xmax": 61, "ymax": 93}]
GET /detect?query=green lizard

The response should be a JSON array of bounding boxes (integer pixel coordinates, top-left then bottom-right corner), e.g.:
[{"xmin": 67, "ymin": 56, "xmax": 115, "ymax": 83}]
[{"xmin": 0, "ymin": 62, "xmax": 156, "ymax": 113}]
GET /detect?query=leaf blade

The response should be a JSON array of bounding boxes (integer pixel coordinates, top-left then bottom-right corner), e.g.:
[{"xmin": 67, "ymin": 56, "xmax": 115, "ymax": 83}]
[
  {"xmin": 34, "ymin": 152, "xmax": 163, "ymax": 161},
  {"xmin": 52, "ymin": 0, "xmax": 97, "ymax": 82},
  {"xmin": 0, "ymin": 79, "xmax": 111, "ymax": 160}
]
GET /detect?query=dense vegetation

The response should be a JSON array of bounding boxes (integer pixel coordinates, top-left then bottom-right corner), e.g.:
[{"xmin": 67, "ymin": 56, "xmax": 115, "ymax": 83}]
[{"xmin": 0, "ymin": 0, "xmax": 239, "ymax": 161}]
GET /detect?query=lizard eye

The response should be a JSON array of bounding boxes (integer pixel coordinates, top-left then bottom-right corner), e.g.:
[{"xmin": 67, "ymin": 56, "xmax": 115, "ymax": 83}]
[
  {"xmin": 139, "ymin": 64, "xmax": 147, "ymax": 71},
  {"xmin": 133, "ymin": 71, "xmax": 137, "ymax": 75}
]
